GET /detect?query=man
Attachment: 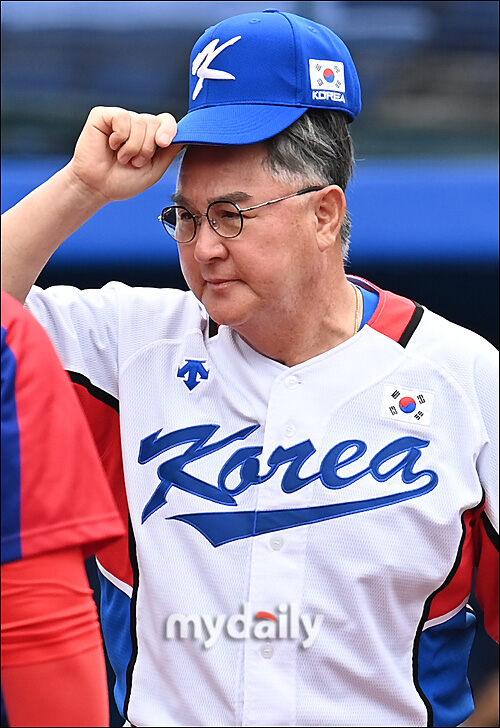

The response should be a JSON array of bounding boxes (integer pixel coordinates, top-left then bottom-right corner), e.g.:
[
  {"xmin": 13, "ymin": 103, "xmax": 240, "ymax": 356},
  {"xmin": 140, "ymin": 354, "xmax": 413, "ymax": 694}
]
[
  {"xmin": 1, "ymin": 9, "xmax": 498, "ymax": 728},
  {"xmin": 1, "ymin": 291, "xmax": 124, "ymax": 726}
]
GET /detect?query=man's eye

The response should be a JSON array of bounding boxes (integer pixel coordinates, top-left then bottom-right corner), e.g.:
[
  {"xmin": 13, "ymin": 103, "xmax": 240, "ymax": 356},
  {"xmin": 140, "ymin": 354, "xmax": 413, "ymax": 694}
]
[
  {"xmin": 219, "ymin": 210, "xmax": 240, "ymax": 219},
  {"xmin": 211, "ymin": 202, "xmax": 241, "ymax": 219},
  {"xmin": 178, "ymin": 211, "xmax": 193, "ymax": 221}
]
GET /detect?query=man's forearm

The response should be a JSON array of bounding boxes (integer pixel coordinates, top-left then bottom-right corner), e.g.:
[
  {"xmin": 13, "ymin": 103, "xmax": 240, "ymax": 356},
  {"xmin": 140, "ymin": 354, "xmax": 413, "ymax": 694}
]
[{"xmin": 1, "ymin": 165, "xmax": 106, "ymax": 303}]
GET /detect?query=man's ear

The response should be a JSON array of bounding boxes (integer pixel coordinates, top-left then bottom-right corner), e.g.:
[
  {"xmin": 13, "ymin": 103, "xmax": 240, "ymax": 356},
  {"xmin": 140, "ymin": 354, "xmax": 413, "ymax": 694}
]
[{"xmin": 315, "ymin": 185, "xmax": 346, "ymax": 252}]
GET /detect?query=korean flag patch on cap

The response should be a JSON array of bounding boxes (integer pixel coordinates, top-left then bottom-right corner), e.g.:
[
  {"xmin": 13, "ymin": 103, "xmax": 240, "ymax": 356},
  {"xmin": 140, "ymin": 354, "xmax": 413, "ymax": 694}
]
[{"xmin": 309, "ymin": 59, "xmax": 346, "ymax": 91}]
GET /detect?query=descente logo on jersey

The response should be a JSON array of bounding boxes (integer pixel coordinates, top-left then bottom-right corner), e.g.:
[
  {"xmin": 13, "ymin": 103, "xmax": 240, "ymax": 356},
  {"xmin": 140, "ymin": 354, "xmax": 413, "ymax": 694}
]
[
  {"xmin": 138, "ymin": 424, "xmax": 439, "ymax": 546},
  {"xmin": 177, "ymin": 359, "xmax": 209, "ymax": 390}
]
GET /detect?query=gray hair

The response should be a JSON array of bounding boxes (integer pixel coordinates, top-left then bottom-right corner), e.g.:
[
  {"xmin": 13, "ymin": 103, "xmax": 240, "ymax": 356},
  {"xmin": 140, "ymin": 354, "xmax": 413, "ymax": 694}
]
[{"xmin": 263, "ymin": 109, "xmax": 355, "ymax": 260}]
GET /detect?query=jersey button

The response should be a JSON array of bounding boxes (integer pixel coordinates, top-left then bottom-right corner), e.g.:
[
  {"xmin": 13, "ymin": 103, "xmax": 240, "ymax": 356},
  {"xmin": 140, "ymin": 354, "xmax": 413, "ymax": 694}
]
[
  {"xmin": 285, "ymin": 424, "xmax": 295, "ymax": 437},
  {"xmin": 270, "ymin": 535, "xmax": 284, "ymax": 551},
  {"xmin": 260, "ymin": 642, "xmax": 274, "ymax": 659},
  {"xmin": 285, "ymin": 375, "xmax": 300, "ymax": 389}
]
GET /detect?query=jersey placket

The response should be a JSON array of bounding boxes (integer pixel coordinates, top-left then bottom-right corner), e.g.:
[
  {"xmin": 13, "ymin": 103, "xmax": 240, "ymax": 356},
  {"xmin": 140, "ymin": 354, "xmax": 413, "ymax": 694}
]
[{"xmin": 241, "ymin": 367, "xmax": 330, "ymax": 726}]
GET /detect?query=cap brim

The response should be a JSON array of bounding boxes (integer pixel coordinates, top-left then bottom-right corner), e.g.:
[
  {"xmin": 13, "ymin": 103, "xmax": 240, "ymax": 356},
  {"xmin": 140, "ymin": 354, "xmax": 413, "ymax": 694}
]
[{"xmin": 173, "ymin": 104, "xmax": 308, "ymax": 145}]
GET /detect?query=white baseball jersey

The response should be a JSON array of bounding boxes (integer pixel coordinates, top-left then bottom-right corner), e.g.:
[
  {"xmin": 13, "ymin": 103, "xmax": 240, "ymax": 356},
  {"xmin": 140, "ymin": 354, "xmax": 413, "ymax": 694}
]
[{"xmin": 26, "ymin": 276, "xmax": 498, "ymax": 727}]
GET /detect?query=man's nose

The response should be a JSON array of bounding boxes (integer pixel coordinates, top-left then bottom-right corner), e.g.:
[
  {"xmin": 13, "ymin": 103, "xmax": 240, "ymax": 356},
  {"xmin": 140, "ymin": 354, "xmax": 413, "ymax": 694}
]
[{"xmin": 193, "ymin": 219, "xmax": 229, "ymax": 262}]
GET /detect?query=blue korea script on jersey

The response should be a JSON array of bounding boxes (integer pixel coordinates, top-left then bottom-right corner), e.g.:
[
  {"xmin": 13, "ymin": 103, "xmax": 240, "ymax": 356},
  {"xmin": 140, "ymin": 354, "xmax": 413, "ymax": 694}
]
[{"xmin": 138, "ymin": 424, "xmax": 438, "ymax": 546}]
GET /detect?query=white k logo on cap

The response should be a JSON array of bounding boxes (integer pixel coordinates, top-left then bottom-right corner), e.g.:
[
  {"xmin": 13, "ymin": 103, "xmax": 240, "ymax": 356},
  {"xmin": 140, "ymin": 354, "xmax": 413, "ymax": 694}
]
[{"xmin": 191, "ymin": 36, "xmax": 242, "ymax": 100}]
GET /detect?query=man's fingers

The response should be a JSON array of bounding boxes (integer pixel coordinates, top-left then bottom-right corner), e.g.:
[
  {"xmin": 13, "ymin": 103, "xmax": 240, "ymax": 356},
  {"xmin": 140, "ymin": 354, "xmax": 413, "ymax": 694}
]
[
  {"xmin": 150, "ymin": 143, "xmax": 184, "ymax": 179},
  {"xmin": 83, "ymin": 107, "xmax": 179, "ymax": 176},
  {"xmin": 154, "ymin": 114, "xmax": 178, "ymax": 147},
  {"xmin": 109, "ymin": 125, "xmax": 129, "ymax": 151},
  {"xmin": 116, "ymin": 115, "xmax": 148, "ymax": 165},
  {"xmin": 100, "ymin": 108, "xmax": 133, "ymax": 151},
  {"xmin": 130, "ymin": 113, "xmax": 178, "ymax": 169},
  {"xmin": 86, "ymin": 108, "xmax": 177, "ymax": 156},
  {"xmin": 130, "ymin": 115, "xmax": 163, "ymax": 168}
]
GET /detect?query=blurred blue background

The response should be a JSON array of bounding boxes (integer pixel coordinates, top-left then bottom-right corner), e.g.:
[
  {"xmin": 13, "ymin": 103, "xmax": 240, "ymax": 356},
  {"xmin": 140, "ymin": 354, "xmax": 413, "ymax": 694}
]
[{"xmin": 1, "ymin": 2, "xmax": 498, "ymax": 725}]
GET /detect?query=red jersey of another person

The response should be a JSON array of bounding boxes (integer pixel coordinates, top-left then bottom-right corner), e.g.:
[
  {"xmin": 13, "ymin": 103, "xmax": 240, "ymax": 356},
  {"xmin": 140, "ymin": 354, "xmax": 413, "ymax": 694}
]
[
  {"xmin": 1, "ymin": 290, "xmax": 124, "ymax": 727},
  {"xmin": 1, "ymin": 290, "xmax": 124, "ymax": 564}
]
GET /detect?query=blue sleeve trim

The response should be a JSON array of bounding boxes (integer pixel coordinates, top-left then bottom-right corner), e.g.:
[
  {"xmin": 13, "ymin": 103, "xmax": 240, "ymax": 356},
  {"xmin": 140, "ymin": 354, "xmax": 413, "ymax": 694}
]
[
  {"xmin": 1, "ymin": 325, "xmax": 23, "ymax": 564},
  {"xmin": 359, "ymin": 286, "xmax": 379, "ymax": 328},
  {"xmin": 98, "ymin": 570, "xmax": 134, "ymax": 718},
  {"xmin": 418, "ymin": 606, "xmax": 477, "ymax": 727}
]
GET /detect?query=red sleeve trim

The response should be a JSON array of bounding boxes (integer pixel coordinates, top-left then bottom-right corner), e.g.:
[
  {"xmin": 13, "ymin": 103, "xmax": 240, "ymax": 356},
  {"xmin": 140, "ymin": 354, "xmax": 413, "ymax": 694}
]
[
  {"xmin": 428, "ymin": 507, "xmax": 478, "ymax": 621},
  {"xmin": 424, "ymin": 500, "xmax": 499, "ymax": 644},
  {"xmin": 351, "ymin": 276, "xmax": 423, "ymax": 346},
  {"xmin": 474, "ymin": 511, "xmax": 499, "ymax": 643},
  {"xmin": 71, "ymin": 378, "xmax": 134, "ymax": 588}
]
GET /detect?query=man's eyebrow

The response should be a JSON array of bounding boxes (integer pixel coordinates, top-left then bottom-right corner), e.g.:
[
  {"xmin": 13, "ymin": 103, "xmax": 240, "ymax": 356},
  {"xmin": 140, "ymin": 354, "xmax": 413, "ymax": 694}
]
[
  {"xmin": 207, "ymin": 191, "xmax": 253, "ymax": 205},
  {"xmin": 171, "ymin": 191, "xmax": 190, "ymax": 205},
  {"xmin": 171, "ymin": 191, "xmax": 253, "ymax": 206}
]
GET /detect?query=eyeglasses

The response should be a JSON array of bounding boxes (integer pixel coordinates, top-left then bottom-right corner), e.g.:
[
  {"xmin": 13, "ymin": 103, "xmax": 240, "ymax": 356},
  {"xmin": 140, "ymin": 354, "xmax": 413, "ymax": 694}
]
[{"xmin": 158, "ymin": 185, "xmax": 325, "ymax": 243}]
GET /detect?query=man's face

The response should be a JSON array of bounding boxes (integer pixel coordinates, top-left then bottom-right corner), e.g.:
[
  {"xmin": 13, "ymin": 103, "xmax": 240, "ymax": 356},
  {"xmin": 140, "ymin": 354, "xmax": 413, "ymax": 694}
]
[{"xmin": 176, "ymin": 143, "xmax": 324, "ymax": 333}]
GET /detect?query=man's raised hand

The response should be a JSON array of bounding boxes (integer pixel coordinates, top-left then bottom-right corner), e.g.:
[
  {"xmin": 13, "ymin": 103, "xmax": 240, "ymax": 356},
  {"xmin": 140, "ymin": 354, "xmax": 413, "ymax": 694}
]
[{"xmin": 68, "ymin": 107, "xmax": 182, "ymax": 203}]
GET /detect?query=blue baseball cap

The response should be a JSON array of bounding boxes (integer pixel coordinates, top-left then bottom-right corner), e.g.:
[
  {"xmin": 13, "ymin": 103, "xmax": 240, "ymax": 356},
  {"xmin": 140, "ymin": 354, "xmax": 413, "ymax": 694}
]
[{"xmin": 173, "ymin": 8, "xmax": 361, "ymax": 145}]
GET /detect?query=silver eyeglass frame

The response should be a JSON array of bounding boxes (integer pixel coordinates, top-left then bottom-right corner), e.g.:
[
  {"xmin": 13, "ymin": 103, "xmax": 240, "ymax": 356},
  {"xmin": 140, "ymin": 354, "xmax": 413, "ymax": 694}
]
[{"xmin": 158, "ymin": 185, "xmax": 326, "ymax": 243}]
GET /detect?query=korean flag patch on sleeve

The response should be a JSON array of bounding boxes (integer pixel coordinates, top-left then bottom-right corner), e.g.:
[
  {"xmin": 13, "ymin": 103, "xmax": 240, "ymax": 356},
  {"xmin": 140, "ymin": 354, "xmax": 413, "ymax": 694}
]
[
  {"xmin": 381, "ymin": 386, "xmax": 434, "ymax": 426},
  {"xmin": 309, "ymin": 60, "xmax": 345, "ymax": 91}
]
